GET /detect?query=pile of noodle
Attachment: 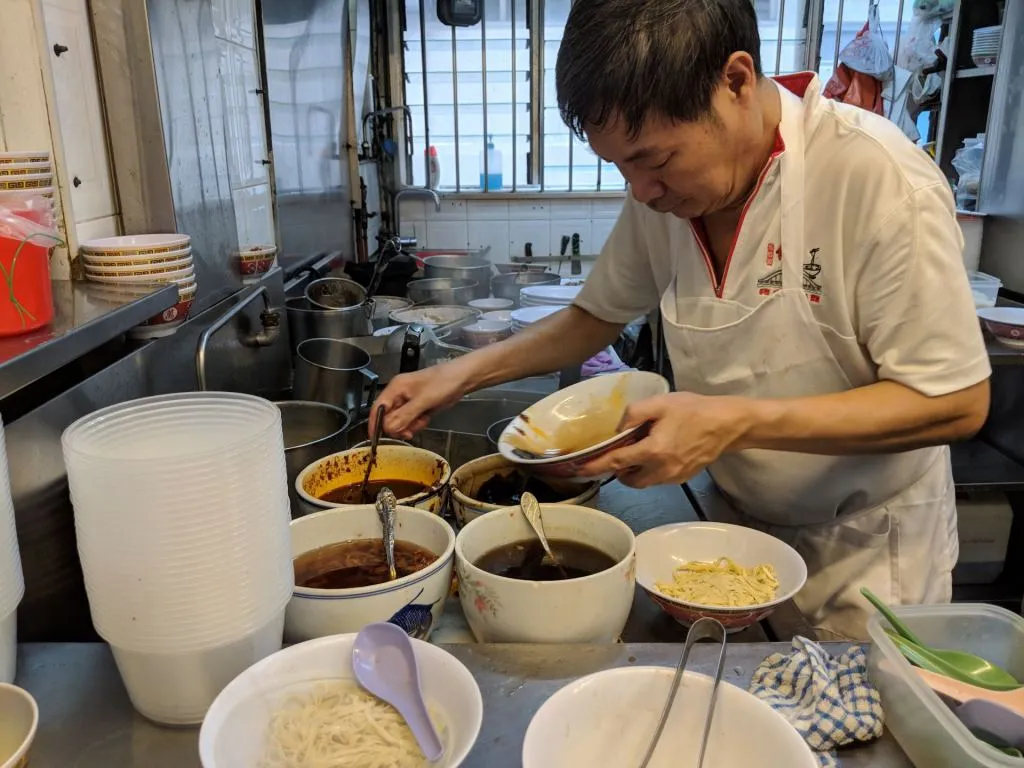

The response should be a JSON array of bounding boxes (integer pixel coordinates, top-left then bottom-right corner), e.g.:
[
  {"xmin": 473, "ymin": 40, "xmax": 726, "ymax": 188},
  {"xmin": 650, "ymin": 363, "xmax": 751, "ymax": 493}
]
[
  {"xmin": 259, "ymin": 680, "xmax": 444, "ymax": 768},
  {"xmin": 655, "ymin": 557, "xmax": 780, "ymax": 607}
]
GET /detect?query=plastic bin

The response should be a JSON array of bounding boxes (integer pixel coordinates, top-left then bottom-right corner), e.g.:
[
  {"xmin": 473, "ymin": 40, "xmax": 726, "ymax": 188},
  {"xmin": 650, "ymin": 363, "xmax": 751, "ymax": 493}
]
[
  {"xmin": 867, "ymin": 603, "xmax": 1024, "ymax": 767},
  {"xmin": 969, "ymin": 271, "xmax": 1002, "ymax": 309}
]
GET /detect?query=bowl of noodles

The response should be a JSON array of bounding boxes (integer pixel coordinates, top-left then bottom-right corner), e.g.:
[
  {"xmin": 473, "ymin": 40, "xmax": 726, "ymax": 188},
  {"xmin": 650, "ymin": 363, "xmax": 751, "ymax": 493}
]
[
  {"xmin": 198, "ymin": 633, "xmax": 482, "ymax": 768},
  {"xmin": 635, "ymin": 522, "xmax": 807, "ymax": 632}
]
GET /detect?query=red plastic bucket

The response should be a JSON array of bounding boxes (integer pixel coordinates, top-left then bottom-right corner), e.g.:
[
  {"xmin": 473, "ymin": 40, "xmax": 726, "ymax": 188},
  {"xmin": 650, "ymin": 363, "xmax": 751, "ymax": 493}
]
[{"xmin": 0, "ymin": 206, "xmax": 54, "ymax": 336}]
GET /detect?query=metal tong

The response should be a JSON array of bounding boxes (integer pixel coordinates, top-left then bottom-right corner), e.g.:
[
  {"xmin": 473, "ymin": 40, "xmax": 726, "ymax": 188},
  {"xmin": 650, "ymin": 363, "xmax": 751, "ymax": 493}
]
[{"xmin": 638, "ymin": 617, "xmax": 727, "ymax": 768}]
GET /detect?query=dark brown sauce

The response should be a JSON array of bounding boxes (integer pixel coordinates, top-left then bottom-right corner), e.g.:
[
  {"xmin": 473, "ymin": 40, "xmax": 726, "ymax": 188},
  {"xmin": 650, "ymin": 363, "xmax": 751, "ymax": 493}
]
[
  {"xmin": 294, "ymin": 538, "xmax": 438, "ymax": 589},
  {"xmin": 476, "ymin": 472, "xmax": 564, "ymax": 506},
  {"xmin": 318, "ymin": 479, "xmax": 429, "ymax": 505},
  {"xmin": 474, "ymin": 538, "xmax": 617, "ymax": 581}
]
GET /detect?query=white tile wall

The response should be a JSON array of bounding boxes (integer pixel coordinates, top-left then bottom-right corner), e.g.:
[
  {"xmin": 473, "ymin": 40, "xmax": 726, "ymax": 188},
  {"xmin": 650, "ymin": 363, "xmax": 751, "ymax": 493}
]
[{"xmin": 400, "ymin": 195, "xmax": 626, "ymax": 262}]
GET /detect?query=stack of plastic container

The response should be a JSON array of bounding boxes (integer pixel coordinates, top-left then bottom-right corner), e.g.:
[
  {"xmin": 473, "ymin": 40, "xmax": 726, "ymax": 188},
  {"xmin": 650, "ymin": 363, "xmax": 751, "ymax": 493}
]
[
  {"xmin": 62, "ymin": 393, "xmax": 292, "ymax": 725},
  {"xmin": 0, "ymin": 418, "xmax": 24, "ymax": 684}
]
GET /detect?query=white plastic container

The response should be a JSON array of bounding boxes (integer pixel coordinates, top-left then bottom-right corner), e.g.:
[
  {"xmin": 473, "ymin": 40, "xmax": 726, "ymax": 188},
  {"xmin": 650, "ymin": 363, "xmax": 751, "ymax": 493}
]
[
  {"xmin": 111, "ymin": 610, "xmax": 285, "ymax": 725},
  {"xmin": 426, "ymin": 145, "xmax": 441, "ymax": 189},
  {"xmin": 969, "ymin": 271, "xmax": 1002, "ymax": 309},
  {"xmin": 958, "ymin": 212, "xmax": 985, "ymax": 272},
  {"xmin": 0, "ymin": 609, "xmax": 15, "ymax": 685},
  {"xmin": 479, "ymin": 136, "xmax": 503, "ymax": 191},
  {"xmin": 867, "ymin": 603, "xmax": 1024, "ymax": 767}
]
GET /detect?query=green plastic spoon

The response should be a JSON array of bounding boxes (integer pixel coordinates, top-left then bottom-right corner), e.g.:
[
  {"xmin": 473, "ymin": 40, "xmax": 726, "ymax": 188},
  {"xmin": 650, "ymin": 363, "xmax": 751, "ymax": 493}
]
[{"xmin": 862, "ymin": 587, "xmax": 1020, "ymax": 692}]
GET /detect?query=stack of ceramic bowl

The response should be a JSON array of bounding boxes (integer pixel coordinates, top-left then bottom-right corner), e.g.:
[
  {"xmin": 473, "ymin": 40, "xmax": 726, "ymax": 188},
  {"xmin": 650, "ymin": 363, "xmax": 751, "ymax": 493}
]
[
  {"xmin": 62, "ymin": 393, "xmax": 293, "ymax": 725},
  {"xmin": 0, "ymin": 419, "xmax": 24, "ymax": 685},
  {"xmin": 233, "ymin": 244, "xmax": 277, "ymax": 281},
  {"xmin": 0, "ymin": 151, "xmax": 54, "ymax": 224},
  {"xmin": 519, "ymin": 284, "xmax": 582, "ymax": 308},
  {"xmin": 510, "ymin": 304, "xmax": 563, "ymax": 334},
  {"xmin": 972, "ymin": 26, "xmax": 1001, "ymax": 66},
  {"xmin": 80, "ymin": 234, "xmax": 196, "ymax": 339}
]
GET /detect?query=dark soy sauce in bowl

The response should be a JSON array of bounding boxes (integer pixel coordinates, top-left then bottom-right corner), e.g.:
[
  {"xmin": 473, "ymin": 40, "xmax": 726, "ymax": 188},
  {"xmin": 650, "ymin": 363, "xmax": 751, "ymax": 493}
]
[
  {"xmin": 294, "ymin": 538, "xmax": 438, "ymax": 589},
  {"xmin": 473, "ymin": 538, "xmax": 617, "ymax": 581},
  {"xmin": 475, "ymin": 472, "xmax": 564, "ymax": 506},
  {"xmin": 318, "ymin": 479, "xmax": 429, "ymax": 505}
]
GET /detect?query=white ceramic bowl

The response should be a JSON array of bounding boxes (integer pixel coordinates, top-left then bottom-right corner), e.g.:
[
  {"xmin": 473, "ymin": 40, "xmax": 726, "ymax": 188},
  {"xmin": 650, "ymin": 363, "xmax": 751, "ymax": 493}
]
[
  {"xmin": 481, "ymin": 309, "xmax": 513, "ymax": 323},
  {"xmin": 522, "ymin": 667, "xmax": 816, "ymax": 768},
  {"xmin": 81, "ymin": 246, "xmax": 192, "ymax": 266},
  {"xmin": 460, "ymin": 319, "xmax": 511, "ymax": 349},
  {"xmin": 635, "ymin": 522, "xmax": 807, "ymax": 633},
  {"xmin": 468, "ymin": 297, "xmax": 514, "ymax": 311},
  {"xmin": 390, "ymin": 305, "xmax": 480, "ymax": 328},
  {"xmin": 0, "ymin": 163, "xmax": 51, "ymax": 177},
  {"xmin": 0, "ymin": 683, "xmax": 37, "ymax": 768},
  {"xmin": 84, "ymin": 257, "xmax": 193, "ymax": 276},
  {"xmin": 287, "ymin": 504, "xmax": 456, "ymax": 642},
  {"xmin": 497, "ymin": 370, "xmax": 670, "ymax": 481},
  {"xmin": 455, "ymin": 503, "xmax": 635, "ymax": 643},
  {"xmin": 110, "ymin": 611, "xmax": 285, "ymax": 726},
  {"xmin": 198, "ymin": 633, "xmax": 483, "ymax": 768},
  {"xmin": 80, "ymin": 233, "xmax": 191, "ymax": 255},
  {"xmin": 978, "ymin": 307, "xmax": 1024, "ymax": 349},
  {"xmin": 0, "ymin": 151, "xmax": 49, "ymax": 163},
  {"xmin": 85, "ymin": 265, "xmax": 195, "ymax": 285},
  {"xmin": 295, "ymin": 444, "xmax": 451, "ymax": 517},
  {"xmin": 449, "ymin": 453, "xmax": 601, "ymax": 527}
]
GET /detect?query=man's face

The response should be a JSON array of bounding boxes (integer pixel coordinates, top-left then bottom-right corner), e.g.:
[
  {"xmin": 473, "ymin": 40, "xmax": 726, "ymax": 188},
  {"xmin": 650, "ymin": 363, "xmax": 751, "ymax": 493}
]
[{"xmin": 586, "ymin": 84, "xmax": 762, "ymax": 220}]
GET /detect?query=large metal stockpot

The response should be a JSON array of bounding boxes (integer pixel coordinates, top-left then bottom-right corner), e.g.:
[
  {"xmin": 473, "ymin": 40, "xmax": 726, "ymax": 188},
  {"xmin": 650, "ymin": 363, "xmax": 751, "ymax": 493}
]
[
  {"xmin": 423, "ymin": 255, "xmax": 493, "ymax": 301},
  {"xmin": 275, "ymin": 401, "xmax": 352, "ymax": 516}
]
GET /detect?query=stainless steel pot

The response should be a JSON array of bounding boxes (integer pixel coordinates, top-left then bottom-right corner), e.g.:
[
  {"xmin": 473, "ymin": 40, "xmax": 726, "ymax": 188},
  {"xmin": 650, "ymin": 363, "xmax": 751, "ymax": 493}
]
[
  {"xmin": 305, "ymin": 277, "xmax": 367, "ymax": 310},
  {"xmin": 275, "ymin": 401, "xmax": 352, "ymax": 517},
  {"xmin": 407, "ymin": 278, "xmax": 479, "ymax": 306},
  {"xmin": 286, "ymin": 297, "xmax": 374, "ymax": 350},
  {"xmin": 423, "ymin": 255, "xmax": 492, "ymax": 301},
  {"xmin": 294, "ymin": 338, "xmax": 379, "ymax": 417},
  {"xmin": 487, "ymin": 417, "xmax": 514, "ymax": 448},
  {"xmin": 491, "ymin": 271, "xmax": 560, "ymax": 305}
]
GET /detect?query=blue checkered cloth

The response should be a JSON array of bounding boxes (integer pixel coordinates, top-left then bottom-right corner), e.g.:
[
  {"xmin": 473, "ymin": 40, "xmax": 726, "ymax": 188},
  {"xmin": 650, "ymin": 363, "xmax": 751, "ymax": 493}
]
[{"xmin": 749, "ymin": 637, "xmax": 884, "ymax": 768}]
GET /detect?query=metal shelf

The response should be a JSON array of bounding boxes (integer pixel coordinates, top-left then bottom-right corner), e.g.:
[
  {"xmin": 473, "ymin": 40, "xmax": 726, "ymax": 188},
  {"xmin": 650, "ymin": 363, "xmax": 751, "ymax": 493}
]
[
  {"xmin": 951, "ymin": 439, "xmax": 1024, "ymax": 493},
  {"xmin": 0, "ymin": 281, "xmax": 177, "ymax": 400},
  {"xmin": 956, "ymin": 66, "xmax": 997, "ymax": 79}
]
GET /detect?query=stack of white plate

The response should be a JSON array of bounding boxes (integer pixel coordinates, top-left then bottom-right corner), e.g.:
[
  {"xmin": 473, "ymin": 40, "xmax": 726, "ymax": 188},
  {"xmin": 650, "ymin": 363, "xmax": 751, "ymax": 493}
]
[
  {"xmin": 0, "ymin": 419, "xmax": 24, "ymax": 685},
  {"xmin": 80, "ymin": 234, "xmax": 197, "ymax": 339},
  {"xmin": 972, "ymin": 26, "xmax": 1001, "ymax": 66},
  {"xmin": 510, "ymin": 304, "xmax": 563, "ymax": 333},
  {"xmin": 0, "ymin": 150, "xmax": 55, "ymax": 224},
  {"xmin": 62, "ymin": 393, "xmax": 293, "ymax": 725},
  {"xmin": 520, "ymin": 284, "xmax": 582, "ymax": 308}
]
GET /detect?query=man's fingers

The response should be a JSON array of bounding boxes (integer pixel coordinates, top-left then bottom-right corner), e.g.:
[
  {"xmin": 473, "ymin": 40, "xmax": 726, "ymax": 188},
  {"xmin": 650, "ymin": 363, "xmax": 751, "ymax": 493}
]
[
  {"xmin": 617, "ymin": 396, "xmax": 667, "ymax": 431},
  {"xmin": 577, "ymin": 438, "xmax": 650, "ymax": 477}
]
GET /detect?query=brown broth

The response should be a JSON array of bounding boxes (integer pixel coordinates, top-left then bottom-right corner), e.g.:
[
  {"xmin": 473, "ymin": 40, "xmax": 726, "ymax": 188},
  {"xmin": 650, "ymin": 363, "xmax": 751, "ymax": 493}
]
[
  {"xmin": 475, "ymin": 472, "xmax": 564, "ymax": 506},
  {"xmin": 318, "ymin": 479, "xmax": 429, "ymax": 505},
  {"xmin": 294, "ymin": 538, "xmax": 438, "ymax": 589},
  {"xmin": 473, "ymin": 538, "xmax": 617, "ymax": 581}
]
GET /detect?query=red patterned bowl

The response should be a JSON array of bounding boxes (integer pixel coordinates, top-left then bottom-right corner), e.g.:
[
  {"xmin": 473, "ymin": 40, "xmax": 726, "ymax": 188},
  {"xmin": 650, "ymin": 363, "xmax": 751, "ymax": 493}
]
[
  {"xmin": 978, "ymin": 307, "xmax": 1024, "ymax": 349},
  {"xmin": 635, "ymin": 522, "xmax": 807, "ymax": 634}
]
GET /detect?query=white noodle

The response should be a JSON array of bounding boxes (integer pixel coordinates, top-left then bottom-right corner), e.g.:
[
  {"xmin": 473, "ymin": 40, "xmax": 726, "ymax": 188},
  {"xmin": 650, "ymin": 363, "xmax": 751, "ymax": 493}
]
[{"xmin": 259, "ymin": 680, "xmax": 445, "ymax": 768}]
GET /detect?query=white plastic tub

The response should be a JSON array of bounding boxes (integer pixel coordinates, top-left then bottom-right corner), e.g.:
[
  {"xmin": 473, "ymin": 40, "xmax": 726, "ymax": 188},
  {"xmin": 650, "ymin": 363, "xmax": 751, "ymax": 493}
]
[
  {"xmin": 867, "ymin": 603, "xmax": 1024, "ymax": 767},
  {"xmin": 0, "ymin": 609, "xmax": 15, "ymax": 684}
]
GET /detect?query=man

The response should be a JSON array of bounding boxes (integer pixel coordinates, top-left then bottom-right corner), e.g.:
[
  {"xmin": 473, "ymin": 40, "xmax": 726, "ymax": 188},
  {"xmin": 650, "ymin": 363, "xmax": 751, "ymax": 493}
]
[{"xmin": 373, "ymin": 0, "xmax": 990, "ymax": 639}]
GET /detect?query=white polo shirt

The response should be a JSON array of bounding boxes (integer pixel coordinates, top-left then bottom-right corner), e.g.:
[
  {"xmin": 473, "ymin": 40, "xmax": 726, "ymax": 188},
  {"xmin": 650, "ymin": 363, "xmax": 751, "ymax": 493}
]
[{"xmin": 575, "ymin": 74, "xmax": 990, "ymax": 398}]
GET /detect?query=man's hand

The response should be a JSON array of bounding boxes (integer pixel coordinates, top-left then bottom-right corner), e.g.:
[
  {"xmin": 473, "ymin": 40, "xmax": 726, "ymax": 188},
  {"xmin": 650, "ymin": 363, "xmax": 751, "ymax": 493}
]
[
  {"xmin": 371, "ymin": 363, "xmax": 470, "ymax": 440},
  {"xmin": 578, "ymin": 392, "xmax": 753, "ymax": 488}
]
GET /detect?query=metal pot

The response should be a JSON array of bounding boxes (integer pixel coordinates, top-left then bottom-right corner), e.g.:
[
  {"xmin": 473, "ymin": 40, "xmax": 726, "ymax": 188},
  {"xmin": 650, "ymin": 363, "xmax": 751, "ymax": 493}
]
[
  {"xmin": 275, "ymin": 401, "xmax": 352, "ymax": 517},
  {"xmin": 423, "ymin": 255, "xmax": 492, "ymax": 301},
  {"xmin": 286, "ymin": 297, "xmax": 374, "ymax": 350},
  {"xmin": 491, "ymin": 271, "xmax": 560, "ymax": 305},
  {"xmin": 294, "ymin": 338, "xmax": 379, "ymax": 417},
  {"xmin": 305, "ymin": 277, "xmax": 367, "ymax": 310},
  {"xmin": 407, "ymin": 278, "xmax": 479, "ymax": 306}
]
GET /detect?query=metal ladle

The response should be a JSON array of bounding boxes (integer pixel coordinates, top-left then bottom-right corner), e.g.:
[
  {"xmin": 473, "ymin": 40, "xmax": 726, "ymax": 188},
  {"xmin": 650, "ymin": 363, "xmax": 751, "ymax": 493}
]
[
  {"xmin": 519, "ymin": 492, "xmax": 570, "ymax": 578},
  {"xmin": 359, "ymin": 404, "xmax": 387, "ymax": 502},
  {"xmin": 376, "ymin": 487, "xmax": 398, "ymax": 581}
]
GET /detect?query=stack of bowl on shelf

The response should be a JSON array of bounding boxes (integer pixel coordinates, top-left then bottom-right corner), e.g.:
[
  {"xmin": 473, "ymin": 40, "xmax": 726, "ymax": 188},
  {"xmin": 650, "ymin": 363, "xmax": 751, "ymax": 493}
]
[
  {"xmin": 0, "ymin": 150, "xmax": 55, "ymax": 225},
  {"xmin": 519, "ymin": 283, "xmax": 582, "ymax": 309},
  {"xmin": 233, "ymin": 244, "xmax": 277, "ymax": 281},
  {"xmin": 62, "ymin": 393, "xmax": 293, "ymax": 725},
  {"xmin": 80, "ymin": 234, "xmax": 196, "ymax": 339},
  {"xmin": 0, "ymin": 419, "xmax": 24, "ymax": 685},
  {"xmin": 971, "ymin": 25, "xmax": 1001, "ymax": 67}
]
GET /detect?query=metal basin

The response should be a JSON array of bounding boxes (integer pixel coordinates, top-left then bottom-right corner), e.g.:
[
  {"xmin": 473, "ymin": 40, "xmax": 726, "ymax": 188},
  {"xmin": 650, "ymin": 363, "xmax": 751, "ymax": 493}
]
[
  {"xmin": 423, "ymin": 255, "xmax": 492, "ymax": 301},
  {"xmin": 276, "ymin": 401, "xmax": 352, "ymax": 517},
  {"xmin": 305, "ymin": 277, "xmax": 367, "ymax": 310},
  {"xmin": 407, "ymin": 278, "xmax": 478, "ymax": 306},
  {"xmin": 286, "ymin": 297, "xmax": 374, "ymax": 350},
  {"xmin": 491, "ymin": 271, "xmax": 560, "ymax": 305}
]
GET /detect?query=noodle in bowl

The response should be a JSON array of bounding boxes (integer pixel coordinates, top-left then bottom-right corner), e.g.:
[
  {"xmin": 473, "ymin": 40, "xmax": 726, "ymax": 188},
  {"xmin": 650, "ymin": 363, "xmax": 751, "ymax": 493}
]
[
  {"xmin": 635, "ymin": 522, "xmax": 806, "ymax": 633},
  {"xmin": 198, "ymin": 634, "xmax": 482, "ymax": 768}
]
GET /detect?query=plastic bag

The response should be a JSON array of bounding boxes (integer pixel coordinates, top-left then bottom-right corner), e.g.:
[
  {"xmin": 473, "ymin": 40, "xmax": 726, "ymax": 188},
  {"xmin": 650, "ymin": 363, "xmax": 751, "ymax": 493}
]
[
  {"xmin": 838, "ymin": 3, "xmax": 893, "ymax": 79},
  {"xmin": 951, "ymin": 135, "xmax": 985, "ymax": 210},
  {"xmin": 897, "ymin": 12, "xmax": 942, "ymax": 71},
  {"xmin": 823, "ymin": 64, "xmax": 885, "ymax": 115},
  {"xmin": 0, "ymin": 192, "xmax": 61, "ymax": 335}
]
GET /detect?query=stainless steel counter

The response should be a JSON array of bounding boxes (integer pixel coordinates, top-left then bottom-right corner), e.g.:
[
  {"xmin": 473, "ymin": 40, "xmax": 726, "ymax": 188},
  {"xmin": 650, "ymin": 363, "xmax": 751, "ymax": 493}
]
[{"xmin": 15, "ymin": 642, "xmax": 914, "ymax": 767}]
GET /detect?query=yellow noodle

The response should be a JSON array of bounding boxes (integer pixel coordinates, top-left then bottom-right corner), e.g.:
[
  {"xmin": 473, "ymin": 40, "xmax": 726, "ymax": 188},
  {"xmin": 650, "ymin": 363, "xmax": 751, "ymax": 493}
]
[{"xmin": 655, "ymin": 556, "xmax": 779, "ymax": 607}]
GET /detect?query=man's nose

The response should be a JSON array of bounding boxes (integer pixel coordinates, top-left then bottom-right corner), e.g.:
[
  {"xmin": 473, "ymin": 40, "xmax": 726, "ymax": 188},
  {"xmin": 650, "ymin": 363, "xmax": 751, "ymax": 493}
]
[{"xmin": 629, "ymin": 173, "xmax": 664, "ymax": 206}]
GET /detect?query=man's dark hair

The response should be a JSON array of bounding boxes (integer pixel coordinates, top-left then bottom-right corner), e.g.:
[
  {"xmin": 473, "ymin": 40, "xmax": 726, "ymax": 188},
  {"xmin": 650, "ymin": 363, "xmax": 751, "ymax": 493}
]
[{"xmin": 556, "ymin": 0, "xmax": 763, "ymax": 140}]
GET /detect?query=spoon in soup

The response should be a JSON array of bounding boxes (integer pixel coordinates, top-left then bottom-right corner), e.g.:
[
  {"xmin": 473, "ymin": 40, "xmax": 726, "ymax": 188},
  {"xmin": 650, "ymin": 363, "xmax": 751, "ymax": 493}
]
[
  {"xmin": 376, "ymin": 487, "xmax": 398, "ymax": 581},
  {"xmin": 519, "ymin": 492, "xmax": 570, "ymax": 579}
]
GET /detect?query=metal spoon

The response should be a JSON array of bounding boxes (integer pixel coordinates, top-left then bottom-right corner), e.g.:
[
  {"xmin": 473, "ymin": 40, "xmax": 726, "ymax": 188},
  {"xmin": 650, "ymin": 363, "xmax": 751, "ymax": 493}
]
[
  {"xmin": 359, "ymin": 404, "xmax": 386, "ymax": 502},
  {"xmin": 376, "ymin": 487, "xmax": 398, "ymax": 581},
  {"xmin": 639, "ymin": 617, "xmax": 727, "ymax": 768},
  {"xmin": 863, "ymin": 588, "xmax": 1019, "ymax": 690},
  {"xmin": 352, "ymin": 622, "xmax": 444, "ymax": 762},
  {"xmin": 519, "ymin": 492, "xmax": 570, "ymax": 578}
]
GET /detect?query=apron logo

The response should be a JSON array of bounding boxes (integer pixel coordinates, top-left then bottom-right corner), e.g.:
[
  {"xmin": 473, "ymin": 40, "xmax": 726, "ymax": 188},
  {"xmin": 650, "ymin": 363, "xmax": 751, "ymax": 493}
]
[
  {"xmin": 766, "ymin": 242, "xmax": 776, "ymax": 267},
  {"xmin": 756, "ymin": 268, "xmax": 782, "ymax": 296},
  {"xmin": 803, "ymin": 248, "xmax": 823, "ymax": 304}
]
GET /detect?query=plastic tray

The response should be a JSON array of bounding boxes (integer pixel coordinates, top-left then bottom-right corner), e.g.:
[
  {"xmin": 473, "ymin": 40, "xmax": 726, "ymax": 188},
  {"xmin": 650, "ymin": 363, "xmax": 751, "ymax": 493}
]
[{"xmin": 867, "ymin": 603, "xmax": 1024, "ymax": 767}]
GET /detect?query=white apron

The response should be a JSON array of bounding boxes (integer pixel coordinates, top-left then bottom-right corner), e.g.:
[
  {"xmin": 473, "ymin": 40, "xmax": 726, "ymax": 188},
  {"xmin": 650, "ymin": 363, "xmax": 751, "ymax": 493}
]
[{"xmin": 659, "ymin": 91, "xmax": 959, "ymax": 641}]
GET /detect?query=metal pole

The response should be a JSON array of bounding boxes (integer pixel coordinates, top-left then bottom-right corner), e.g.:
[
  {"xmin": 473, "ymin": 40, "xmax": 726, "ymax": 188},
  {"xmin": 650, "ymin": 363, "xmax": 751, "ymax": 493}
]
[
  {"xmin": 527, "ymin": 0, "xmax": 544, "ymax": 187},
  {"xmin": 511, "ymin": 0, "xmax": 518, "ymax": 190},
  {"xmin": 774, "ymin": 0, "xmax": 788, "ymax": 75},
  {"xmin": 418, "ymin": 0, "xmax": 430, "ymax": 185},
  {"xmin": 451, "ymin": 27, "xmax": 461, "ymax": 192},
  {"xmin": 832, "ymin": 0, "xmax": 846, "ymax": 72},
  {"xmin": 481, "ymin": 6, "xmax": 490, "ymax": 190}
]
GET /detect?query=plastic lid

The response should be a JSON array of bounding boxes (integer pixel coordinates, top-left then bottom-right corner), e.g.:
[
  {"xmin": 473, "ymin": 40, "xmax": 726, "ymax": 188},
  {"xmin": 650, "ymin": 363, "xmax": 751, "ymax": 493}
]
[{"xmin": 486, "ymin": 134, "xmax": 495, "ymax": 149}]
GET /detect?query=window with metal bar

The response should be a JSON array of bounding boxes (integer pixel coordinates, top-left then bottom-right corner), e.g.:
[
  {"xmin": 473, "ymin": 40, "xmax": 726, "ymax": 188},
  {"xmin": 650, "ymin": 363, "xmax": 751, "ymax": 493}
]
[{"xmin": 398, "ymin": 0, "xmax": 918, "ymax": 195}]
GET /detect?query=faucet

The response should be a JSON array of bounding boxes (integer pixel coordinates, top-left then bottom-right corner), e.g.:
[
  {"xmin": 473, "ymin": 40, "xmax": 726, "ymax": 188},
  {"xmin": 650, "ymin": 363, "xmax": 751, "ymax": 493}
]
[
  {"xmin": 392, "ymin": 187, "xmax": 441, "ymax": 240},
  {"xmin": 195, "ymin": 286, "xmax": 281, "ymax": 390}
]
